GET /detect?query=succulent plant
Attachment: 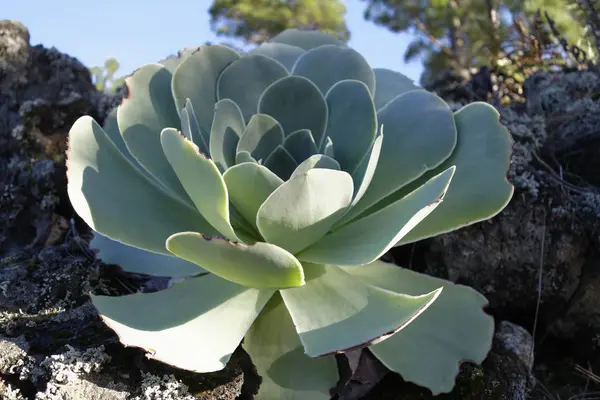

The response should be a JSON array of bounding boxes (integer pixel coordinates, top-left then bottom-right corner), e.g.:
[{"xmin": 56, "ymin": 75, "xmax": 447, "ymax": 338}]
[{"xmin": 66, "ymin": 29, "xmax": 513, "ymax": 398}]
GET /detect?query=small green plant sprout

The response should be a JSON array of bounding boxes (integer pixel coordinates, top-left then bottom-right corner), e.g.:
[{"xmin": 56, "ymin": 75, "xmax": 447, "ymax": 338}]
[{"xmin": 66, "ymin": 29, "xmax": 513, "ymax": 399}]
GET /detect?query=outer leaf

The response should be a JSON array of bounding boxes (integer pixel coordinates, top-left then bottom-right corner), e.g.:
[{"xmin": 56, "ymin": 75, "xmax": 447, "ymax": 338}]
[
  {"xmin": 66, "ymin": 116, "xmax": 217, "ymax": 255},
  {"xmin": 270, "ymin": 29, "xmax": 344, "ymax": 50},
  {"xmin": 297, "ymin": 167, "xmax": 455, "ymax": 266},
  {"xmin": 223, "ymin": 163, "xmax": 284, "ymax": 231},
  {"xmin": 324, "ymin": 80, "xmax": 377, "ymax": 173},
  {"xmin": 244, "ymin": 294, "xmax": 338, "ymax": 400},
  {"xmin": 280, "ymin": 264, "xmax": 442, "ymax": 357},
  {"xmin": 166, "ymin": 232, "xmax": 304, "ymax": 289},
  {"xmin": 90, "ymin": 232, "xmax": 204, "ymax": 277},
  {"xmin": 342, "ymin": 260, "xmax": 494, "ymax": 395},
  {"xmin": 257, "ymin": 169, "xmax": 353, "ymax": 254},
  {"xmin": 161, "ymin": 128, "xmax": 238, "ymax": 240},
  {"xmin": 373, "ymin": 68, "xmax": 420, "ymax": 110},
  {"xmin": 396, "ymin": 102, "xmax": 514, "ymax": 245},
  {"xmin": 217, "ymin": 54, "xmax": 288, "ymax": 121},
  {"xmin": 291, "ymin": 154, "xmax": 340, "ymax": 178},
  {"xmin": 91, "ymin": 275, "xmax": 273, "ymax": 372},
  {"xmin": 171, "ymin": 45, "xmax": 239, "ymax": 134},
  {"xmin": 159, "ymin": 47, "xmax": 198, "ymax": 74},
  {"xmin": 250, "ymin": 42, "xmax": 306, "ymax": 71},
  {"xmin": 117, "ymin": 64, "xmax": 189, "ymax": 201},
  {"xmin": 258, "ymin": 75, "xmax": 328, "ymax": 145},
  {"xmin": 210, "ymin": 99, "xmax": 245, "ymax": 171},
  {"xmin": 283, "ymin": 129, "xmax": 318, "ymax": 163},
  {"xmin": 102, "ymin": 108, "xmax": 139, "ymax": 168},
  {"xmin": 342, "ymin": 90, "xmax": 457, "ymax": 223},
  {"xmin": 264, "ymin": 145, "xmax": 298, "ymax": 181},
  {"xmin": 237, "ymin": 114, "xmax": 284, "ymax": 162},
  {"xmin": 292, "ymin": 45, "xmax": 375, "ymax": 96}
]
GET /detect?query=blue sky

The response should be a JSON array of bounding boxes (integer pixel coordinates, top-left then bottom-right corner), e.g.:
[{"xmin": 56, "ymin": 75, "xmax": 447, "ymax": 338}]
[{"xmin": 5, "ymin": 0, "xmax": 424, "ymax": 82}]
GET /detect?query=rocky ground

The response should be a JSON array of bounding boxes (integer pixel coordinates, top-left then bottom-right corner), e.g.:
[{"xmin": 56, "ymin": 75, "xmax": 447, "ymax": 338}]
[{"xmin": 1, "ymin": 19, "xmax": 599, "ymax": 400}]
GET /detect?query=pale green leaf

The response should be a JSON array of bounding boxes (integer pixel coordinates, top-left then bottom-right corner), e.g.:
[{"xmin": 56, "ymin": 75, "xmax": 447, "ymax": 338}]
[
  {"xmin": 283, "ymin": 129, "xmax": 318, "ymax": 164},
  {"xmin": 172, "ymin": 45, "xmax": 239, "ymax": 134},
  {"xmin": 342, "ymin": 90, "xmax": 457, "ymax": 223},
  {"xmin": 166, "ymin": 232, "xmax": 304, "ymax": 288},
  {"xmin": 182, "ymin": 98, "xmax": 210, "ymax": 154},
  {"xmin": 250, "ymin": 42, "xmax": 306, "ymax": 71},
  {"xmin": 117, "ymin": 64, "xmax": 189, "ymax": 201},
  {"xmin": 257, "ymin": 169, "xmax": 353, "ymax": 254},
  {"xmin": 297, "ymin": 167, "xmax": 455, "ymax": 266},
  {"xmin": 244, "ymin": 294, "xmax": 338, "ymax": 400},
  {"xmin": 223, "ymin": 162, "xmax": 283, "ymax": 231},
  {"xmin": 264, "ymin": 145, "xmax": 298, "ymax": 181},
  {"xmin": 236, "ymin": 151, "xmax": 257, "ymax": 164},
  {"xmin": 258, "ymin": 75, "xmax": 328, "ymax": 145},
  {"xmin": 237, "ymin": 114, "xmax": 284, "ymax": 162},
  {"xmin": 91, "ymin": 275, "xmax": 273, "ymax": 372},
  {"xmin": 324, "ymin": 80, "xmax": 377, "ymax": 173},
  {"xmin": 217, "ymin": 54, "xmax": 288, "ymax": 121},
  {"xmin": 342, "ymin": 260, "xmax": 493, "ymax": 395},
  {"xmin": 280, "ymin": 264, "xmax": 442, "ymax": 357},
  {"xmin": 397, "ymin": 102, "xmax": 514, "ymax": 245},
  {"xmin": 291, "ymin": 154, "xmax": 340, "ymax": 178},
  {"xmin": 90, "ymin": 232, "xmax": 204, "ymax": 277},
  {"xmin": 161, "ymin": 128, "xmax": 238, "ymax": 240},
  {"xmin": 292, "ymin": 45, "xmax": 375, "ymax": 95},
  {"xmin": 270, "ymin": 29, "xmax": 344, "ymax": 50},
  {"xmin": 67, "ymin": 116, "xmax": 217, "ymax": 255},
  {"xmin": 373, "ymin": 68, "xmax": 420, "ymax": 110},
  {"xmin": 210, "ymin": 99, "xmax": 245, "ymax": 171}
]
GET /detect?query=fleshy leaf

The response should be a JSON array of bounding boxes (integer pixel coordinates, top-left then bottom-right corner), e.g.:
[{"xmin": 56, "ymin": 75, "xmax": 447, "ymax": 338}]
[
  {"xmin": 210, "ymin": 99, "xmax": 245, "ymax": 171},
  {"xmin": 183, "ymin": 98, "xmax": 209, "ymax": 153},
  {"xmin": 291, "ymin": 154, "xmax": 340, "ymax": 178},
  {"xmin": 348, "ymin": 130, "xmax": 383, "ymax": 206},
  {"xmin": 297, "ymin": 167, "xmax": 455, "ymax": 266},
  {"xmin": 342, "ymin": 90, "xmax": 457, "ymax": 223},
  {"xmin": 90, "ymin": 232, "xmax": 204, "ymax": 277},
  {"xmin": 91, "ymin": 275, "xmax": 273, "ymax": 372},
  {"xmin": 322, "ymin": 136, "xmax": 334, "ymax": 158},
  {"xmin": 223, "ymin": 162, "xmax": 284, "ymax": 231},
  {"xmin": 280, "ymin": 264, "xmax": 442, "ymax": 357},
  {"xmin": 283, "ymin": 129, "xmax": 318, "ymax": 164},
  {"xmin": 166, "ymin": 232, "xmax": 304, "ymax": 289},
  {"xmin": 236, "ymin": 151, "xmax": 257, "ymax": 164},
  {"xmin": 257, "ymin": 169, "xmax": 353, "ymax": 254},
  {"xmin": 244, "ymin": 294, "xmax": 338, "ymax": 399},
  {"xmin": 250, "ymin": 42, "xmax": 306, "ymax": 71},
  {"xmin": 161, "ymin": 128, "xmax": 239, "ymax": 240},
  {"xmin": 102, "ymin": 108, "xmax": 140, "ymax": 169},
  {"xmin": 270, "ymin": 29, "xmax": 344, "ymax": 50},
  {"xmin": 292, "ymin": 45, "xmax": 375, "ymax": 95},
  {"xmin": 342, "ymin": 260, "xmax": 494, "ymax": 395},
  {"xmin": 324, "ymin": 80, "xmax": 377, "ymax": 173},
  {"xmin": 258, "ymin": 75, "xmax": 328, "ymax": 145},
  {"xmin": 159, "ymin": 47, "xmax": 198, "ymax": 74},
  {"xmin": 217, "ymin": 54, "xmax": 289, "ymax": 121},
  {"xmin": 171, "ymin": 45, "xmax": 239, "ymax": 134},
  {"xmin": 396, "ymin": 102, "xmax": 514, "ymax": 245},
  {"xmin": 237, "ymin": 114, "xmax": 284, "ymax": 162},
  {"xmin": 117, "ymin": 64, "xmax": 189, "ymax": 201},
  {"xmin": 373, "ymin": 68, "xmax": 421, "ymax": 110},
  {"xmin": 264, "ymin": 145, "xmax": 298, "ymax": 181},
  {"xmin": 66, "ymin": 116, "xmax": 217, "ymax": 255}
]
